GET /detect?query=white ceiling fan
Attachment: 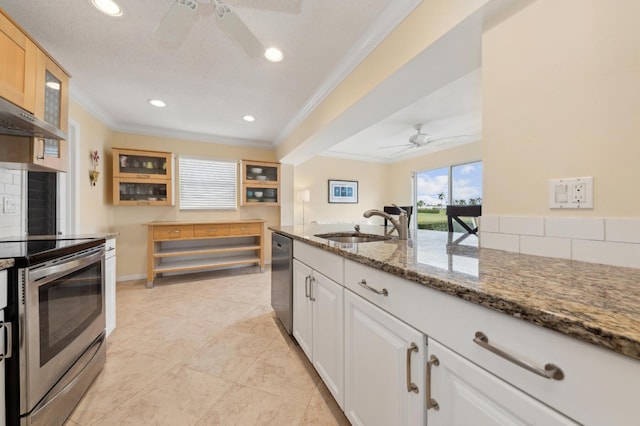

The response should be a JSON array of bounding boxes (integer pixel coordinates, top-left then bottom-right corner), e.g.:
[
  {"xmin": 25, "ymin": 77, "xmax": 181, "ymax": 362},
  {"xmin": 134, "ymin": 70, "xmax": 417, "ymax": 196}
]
[
  {"xmin": 379, "ymin": 123, "xmax": 473, "ymax": 152},
  {"xmin": 155, "ymin": 0, "xmax": 266, "ymax": 58}
]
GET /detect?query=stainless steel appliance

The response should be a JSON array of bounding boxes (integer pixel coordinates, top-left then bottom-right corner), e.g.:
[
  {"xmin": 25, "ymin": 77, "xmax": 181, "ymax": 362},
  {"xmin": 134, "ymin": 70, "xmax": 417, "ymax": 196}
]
[
  {"xmin": 0, "ymin": 96, "xmax": 67, "ymax": 140},
  {"xmin": 0, "ymin": 237, "xmax": 106, "ymax": 426},
  {"xmin": 271, "ymin": 232, "xmax": 293, "ymax": 334}
]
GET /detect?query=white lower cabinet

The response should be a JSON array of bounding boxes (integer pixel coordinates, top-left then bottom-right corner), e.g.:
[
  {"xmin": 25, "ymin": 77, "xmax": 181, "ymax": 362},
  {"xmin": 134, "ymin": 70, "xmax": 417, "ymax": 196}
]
[
  {"xmin": 105, "ymin": 237, "xmax": 117, "ymax": 336},
  {"xmin": 292, "ymin": 259, "xmax": 344, "ymax": 408},
  {"xmin": 427, "ymin": 338, "xmax": 577, "ymax": 426},
  {"xmin": 344, "ymin": 290, "xmax": 426, "ymax": 426}
]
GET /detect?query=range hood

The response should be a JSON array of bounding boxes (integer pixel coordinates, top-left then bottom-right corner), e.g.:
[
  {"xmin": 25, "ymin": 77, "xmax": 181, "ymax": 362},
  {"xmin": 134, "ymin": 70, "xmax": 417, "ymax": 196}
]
[{"xmin": 0, "ymin": 96, "xmax": 67, "ymax": 140}]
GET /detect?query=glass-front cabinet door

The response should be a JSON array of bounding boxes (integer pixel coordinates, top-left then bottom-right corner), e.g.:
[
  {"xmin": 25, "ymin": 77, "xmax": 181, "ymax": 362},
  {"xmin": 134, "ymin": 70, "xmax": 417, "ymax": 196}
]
[
  {"xmin": 114, "ymin": 149, "xmax": 172, "ymax": 179},
  {"xmin": 244, "ymin": 186, "xmax": 279, "ymax": 206},
  {"xmin": 33, "ymin": 52, "xmax": 69, "ymax": 172},
  {"xmin": 114, "ymin": 178, "xmax": 172, "ymax": 206}
]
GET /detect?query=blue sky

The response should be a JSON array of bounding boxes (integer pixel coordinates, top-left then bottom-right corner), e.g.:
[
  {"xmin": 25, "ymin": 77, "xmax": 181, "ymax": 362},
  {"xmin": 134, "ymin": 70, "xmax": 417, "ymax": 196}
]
[{"xmin": 416, "ymin": 161, "xmax": 482, "ymax": 206}]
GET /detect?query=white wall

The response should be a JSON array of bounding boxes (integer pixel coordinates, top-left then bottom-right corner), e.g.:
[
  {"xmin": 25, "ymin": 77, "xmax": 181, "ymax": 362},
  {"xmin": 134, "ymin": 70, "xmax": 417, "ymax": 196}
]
[
  {"xmin": 482, "ymin": 0, "xmax": 640, "ymax": 217},
  {"xmin": 293, "ymin": 156, "xmax": 391, "ymax": 225},
  {"xmin": 479, "ymin": 0, "xmax": 640, "ymax": 266}
]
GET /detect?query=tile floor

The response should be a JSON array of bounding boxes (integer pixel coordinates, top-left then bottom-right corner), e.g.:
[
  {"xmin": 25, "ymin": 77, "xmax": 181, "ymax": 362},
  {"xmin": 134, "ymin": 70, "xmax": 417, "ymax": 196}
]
[{"xmin": 65, "ymin": 268, "xmax": 350, "ymax": 426}]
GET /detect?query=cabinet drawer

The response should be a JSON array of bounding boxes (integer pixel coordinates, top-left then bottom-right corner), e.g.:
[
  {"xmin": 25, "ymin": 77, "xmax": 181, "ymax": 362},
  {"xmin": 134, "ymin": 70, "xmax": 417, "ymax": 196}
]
[
  {"xmin": 229, "ymin": 223, "xmax": 261, "ymax": 236},
  {"xmin": 194, "ymin": 224, "xmax": 230, "ymax": 238},
  {"xmin": 293, "ymin": 241, "xmax": 343, "ymax": 284},
  {"xmin": 344, "ymin": 259, "xmax": 640, "ymax": 426},
  {"xmin": 153, "ymin": 225, "xmax": 194, "ymax": 240}
]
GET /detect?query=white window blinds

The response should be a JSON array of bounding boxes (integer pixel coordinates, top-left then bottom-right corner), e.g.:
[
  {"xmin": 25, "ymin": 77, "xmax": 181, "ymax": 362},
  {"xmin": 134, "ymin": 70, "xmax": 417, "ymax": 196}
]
[{"xmin": 179, "ymin": 156, "xmax": 237, "ymax": 210}]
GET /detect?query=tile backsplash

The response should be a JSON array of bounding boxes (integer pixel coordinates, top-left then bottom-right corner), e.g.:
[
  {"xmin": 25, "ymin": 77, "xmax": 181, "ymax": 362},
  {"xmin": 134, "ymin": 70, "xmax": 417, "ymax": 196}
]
[
  {"xmin": 480, "ymin": 215, "xmax": 640, "ymax": 269},
  {"xmin": 0, "ymin": 167, "xmax": 23, "ymax": 237}
]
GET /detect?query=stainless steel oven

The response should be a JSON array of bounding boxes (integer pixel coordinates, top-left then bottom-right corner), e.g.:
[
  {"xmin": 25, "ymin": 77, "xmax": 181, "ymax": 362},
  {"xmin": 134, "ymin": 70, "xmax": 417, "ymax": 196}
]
[{"xmin": 0, "ymin": 237, "xmax": 107, "ymax": 426}]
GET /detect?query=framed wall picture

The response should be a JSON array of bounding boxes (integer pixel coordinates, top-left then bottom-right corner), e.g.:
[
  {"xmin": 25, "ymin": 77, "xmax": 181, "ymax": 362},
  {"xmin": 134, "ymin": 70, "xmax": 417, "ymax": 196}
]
[{"xmin": 328, "ymin": 179, "xmax": 358, "ymax": 203}]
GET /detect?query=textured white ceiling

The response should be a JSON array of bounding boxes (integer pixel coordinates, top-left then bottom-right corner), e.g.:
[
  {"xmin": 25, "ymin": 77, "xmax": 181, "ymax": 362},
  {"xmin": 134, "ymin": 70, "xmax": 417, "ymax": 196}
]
[{"xmin": 2, "ymin": 0, "xmax": 418, "ymax": 148}]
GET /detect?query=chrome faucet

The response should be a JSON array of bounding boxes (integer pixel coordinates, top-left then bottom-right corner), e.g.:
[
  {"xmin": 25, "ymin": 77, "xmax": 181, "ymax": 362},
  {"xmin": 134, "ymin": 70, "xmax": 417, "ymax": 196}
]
[{"xmin": 363, "ymin": 204, "xmax": 408, "ymax": 240}]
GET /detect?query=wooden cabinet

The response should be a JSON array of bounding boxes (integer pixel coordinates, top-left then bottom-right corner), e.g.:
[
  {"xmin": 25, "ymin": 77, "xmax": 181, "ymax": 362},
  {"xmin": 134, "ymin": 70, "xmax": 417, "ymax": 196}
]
[
  {"xmin": 0, "ymin": 10, "xmax": 37, "ymax": 113},
  {"xmin": 145, "ymin": 220, "xmax": 265, "ymax": 288},
  {"xmin": 293, "ymin": 258, "xmax": 345, "ymax": 409},
  {"xmin": 241, "ymin": 160, "xmax": 280, "ymax": 206},
  {"xmin": 105, "ymin": 237, "xmax": 116, "ymax": 337},
  {"xmin": 344, "ymin": 290, "xmax": 426, "ymax": 426},
  {"xmin": 427, "ymin": 339, "xmax": 576, "ymax": 426},
  {"xmin": 112, "ymin": 148, "xmax": 175, "ymax": 206},
  {"xmin": 0, "ymin": 9, "xmax": 70, "ymax": 172}
]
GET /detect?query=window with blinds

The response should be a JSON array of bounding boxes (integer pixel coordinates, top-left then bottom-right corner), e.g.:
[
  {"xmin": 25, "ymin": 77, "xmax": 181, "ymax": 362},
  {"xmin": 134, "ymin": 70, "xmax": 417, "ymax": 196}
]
[{"xmin": 178, "ymin": 156, "xmax": 238, "ymax": 210}]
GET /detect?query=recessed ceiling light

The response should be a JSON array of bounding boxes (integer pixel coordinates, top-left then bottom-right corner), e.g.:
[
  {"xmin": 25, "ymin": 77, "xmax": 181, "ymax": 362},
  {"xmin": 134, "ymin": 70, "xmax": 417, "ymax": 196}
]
[
  {"xmin": 264, "ymin": 47, "xmax": 284, "ymax": 63},
  {"xmin": 91, "ymin": 0, "xmax": 123, "ymax": 17},
  {"xmin": 149, "ymin": 99, "xmax": 166, "ymax": 108},
  {"xmin": 242, "ymin": 115, "xmax": 256, "ymax": 122}
]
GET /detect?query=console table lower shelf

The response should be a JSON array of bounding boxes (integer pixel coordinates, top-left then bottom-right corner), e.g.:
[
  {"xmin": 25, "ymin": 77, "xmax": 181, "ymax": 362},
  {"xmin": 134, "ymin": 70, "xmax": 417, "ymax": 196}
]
[{"xmin": 145, "ymin": 220, "xmax": 265, "ymax": 288}]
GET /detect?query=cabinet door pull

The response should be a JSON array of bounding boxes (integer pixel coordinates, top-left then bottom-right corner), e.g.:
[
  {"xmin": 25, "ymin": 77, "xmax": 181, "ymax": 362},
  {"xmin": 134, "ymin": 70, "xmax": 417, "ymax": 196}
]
[
  {"xmin": 309, "ymin": 276, "xmax": 316, "ymax": 301},
  {"xmin": 406, "ymin": 342, "xmax": 419, "ymax": 393},
  {"xmin": 358, "ymin": 279, "xmax": 388, "ymax": 296},
  {"xmin": 426, "ymin": 355, "xmax": 439, "ymax": 410},
  {"xmin": 36, "ymin": 138, "xmax": 45, "ymax": 160},
  {"xmin": 473, "ymin": 331, "xmax": 564, "ymax": 380},
  {"xmin": 304, "ymin": 276, "xmax": 310, "ymax": 298}
]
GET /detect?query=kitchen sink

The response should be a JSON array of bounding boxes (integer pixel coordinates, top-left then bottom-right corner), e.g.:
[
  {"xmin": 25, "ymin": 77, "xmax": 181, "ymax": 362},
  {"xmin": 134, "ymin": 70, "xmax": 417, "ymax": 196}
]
[{"xmin": 314, "ymin": 232, "xmax": 391, "ymax": 243}]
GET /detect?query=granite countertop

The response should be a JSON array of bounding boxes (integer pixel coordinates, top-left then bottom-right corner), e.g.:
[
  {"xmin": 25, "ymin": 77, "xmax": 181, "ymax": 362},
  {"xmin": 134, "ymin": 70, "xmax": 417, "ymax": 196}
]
[
  {"xmin": 0, "ymin": 233, "xmax": 118, "ymax": 242},
  {"xmin": 270, "ymin": 224, "xmax": 640, "ymax": 361},
  {"xmin": 0, "ymin": 258, "xmax": 14, "ymax": 270}
]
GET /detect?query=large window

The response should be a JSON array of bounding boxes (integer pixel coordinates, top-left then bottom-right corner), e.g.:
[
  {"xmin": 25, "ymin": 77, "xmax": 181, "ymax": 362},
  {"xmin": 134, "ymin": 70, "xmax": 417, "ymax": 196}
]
[
  {"xmin": 178, "ymin": 156, "xmax": 237, "ymax": 210},
  {"xmin": 415, "ymin": 161, "xmax": 482, "ymax": 231}
]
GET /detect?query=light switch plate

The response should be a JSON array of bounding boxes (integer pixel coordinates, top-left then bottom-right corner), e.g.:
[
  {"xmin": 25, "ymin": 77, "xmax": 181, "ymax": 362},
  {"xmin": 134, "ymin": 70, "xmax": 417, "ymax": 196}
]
[
  {"xmin": 3, "ymin": 197, "xmax": 16, "ymax": 214},
  {"xmin": 549, "ymin": 177, "xmax": 593, "ymax": 209}
]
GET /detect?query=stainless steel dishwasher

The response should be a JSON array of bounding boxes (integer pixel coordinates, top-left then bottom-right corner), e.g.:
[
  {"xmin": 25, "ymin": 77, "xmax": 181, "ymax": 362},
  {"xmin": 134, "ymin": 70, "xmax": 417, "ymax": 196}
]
[{"xmin": 271, "ymin": 232, "xmax": 293, "ymax": 334}]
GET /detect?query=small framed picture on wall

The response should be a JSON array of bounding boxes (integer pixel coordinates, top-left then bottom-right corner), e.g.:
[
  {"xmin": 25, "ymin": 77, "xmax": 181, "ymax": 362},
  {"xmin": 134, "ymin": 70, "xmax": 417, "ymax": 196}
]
[{"xmin": 328, "ymin": 179, "xmax": 358, "ymax": 203}]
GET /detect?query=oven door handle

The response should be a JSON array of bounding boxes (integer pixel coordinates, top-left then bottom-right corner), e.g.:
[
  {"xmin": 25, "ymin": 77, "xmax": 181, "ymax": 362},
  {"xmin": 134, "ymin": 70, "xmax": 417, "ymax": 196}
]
[{"xmin": 29, "ymin": 248, "xmax": 104, "ymax": 284}]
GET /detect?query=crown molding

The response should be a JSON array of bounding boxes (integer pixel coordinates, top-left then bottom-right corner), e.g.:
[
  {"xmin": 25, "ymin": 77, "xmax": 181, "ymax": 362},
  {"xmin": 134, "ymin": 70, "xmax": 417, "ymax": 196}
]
[
  {"xmin": 272, "ymin": 0, "xmax": 423, "ymax": 147},
  {"xmin": 113, "ymin": 124, "xmax": 273, "ymax": 149},
  {"xmin": 69, "ymin": 85, "xmax": 118, "ymax": 129},
  {"xmin": 70, "ymin": 86, "xmax": 272, "ymax": 149}
]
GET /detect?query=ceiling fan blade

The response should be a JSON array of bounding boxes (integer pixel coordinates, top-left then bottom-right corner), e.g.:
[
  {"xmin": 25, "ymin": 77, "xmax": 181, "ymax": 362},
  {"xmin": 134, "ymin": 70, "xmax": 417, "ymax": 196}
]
[
  {"xmin": 154, "ymin": 0, "xmax": 199, "ymax": 42},
  {"xmin": 215, "ymin": 2, "xmax": 265, "ymax": 58},
  {"xmin": 379, "ymin": 144, "xmax": 413, "ymax": 149},
  {"xmin": 427, "ymin": 134, "xmax": 476, "ymax": 142},
  {"xmin": 393, "ymin": 146, "xmax": 415, "ymax": 156}
]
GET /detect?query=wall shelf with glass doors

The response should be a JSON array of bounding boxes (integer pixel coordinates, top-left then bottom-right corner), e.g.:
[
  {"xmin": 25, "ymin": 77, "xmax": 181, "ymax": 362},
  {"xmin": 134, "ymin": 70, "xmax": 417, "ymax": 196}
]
[
  {"xmin": 241, "ymin": 160, "xmax": 280, "ymax": 206},
  {"xmin": 112, "ymin": 148, "xmax": 175, "ymax": 206}
]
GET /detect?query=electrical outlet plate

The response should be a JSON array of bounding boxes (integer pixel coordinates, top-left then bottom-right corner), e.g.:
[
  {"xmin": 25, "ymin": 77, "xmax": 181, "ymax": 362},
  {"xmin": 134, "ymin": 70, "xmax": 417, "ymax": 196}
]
[{"xmin": 549, "ymin": 177, "xmax": 593, "ymax": 209}]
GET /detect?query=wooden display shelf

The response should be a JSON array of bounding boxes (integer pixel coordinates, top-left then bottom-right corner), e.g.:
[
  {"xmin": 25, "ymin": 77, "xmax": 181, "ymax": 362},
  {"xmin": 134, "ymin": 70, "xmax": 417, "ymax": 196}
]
[
  {"xmin": 154, "ymin": 243, "xmax": 262, "ymax": 258},
  {"xmin": 154, "ymin": 255, "xmax": 261, "ymax": 273},
  {"xmin": 145, "ymin": 219, "xmax": 265, "ymax": 287}
]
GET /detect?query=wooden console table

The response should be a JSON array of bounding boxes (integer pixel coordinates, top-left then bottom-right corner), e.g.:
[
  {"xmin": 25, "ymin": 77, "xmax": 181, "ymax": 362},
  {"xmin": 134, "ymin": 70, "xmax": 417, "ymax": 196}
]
[{"xmin": 145, "ymin": 219, "xmax": 265, "ymax": 288}]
